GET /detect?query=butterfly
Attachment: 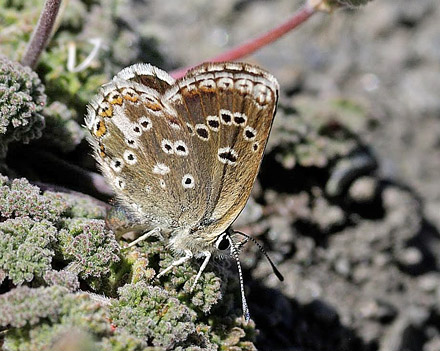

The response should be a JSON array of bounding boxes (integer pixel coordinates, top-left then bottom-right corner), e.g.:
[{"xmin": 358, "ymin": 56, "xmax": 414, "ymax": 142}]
[{"xmin": 85, "ymin": 61, "xmax": 283, "ymax": 320}]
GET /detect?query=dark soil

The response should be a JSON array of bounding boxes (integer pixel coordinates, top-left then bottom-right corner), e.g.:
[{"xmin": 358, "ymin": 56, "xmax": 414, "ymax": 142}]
[
  {"xmin": 130, "ymin": 1, "xmax": 440, "ymax": 350},
  {"xmin": 8, "ymin": 0, "xmax": 434, "ymax": 350}
]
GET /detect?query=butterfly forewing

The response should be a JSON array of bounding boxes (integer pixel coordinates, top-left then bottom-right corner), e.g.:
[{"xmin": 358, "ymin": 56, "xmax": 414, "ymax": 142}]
[{"xmin": 86, "ymin": 62, "xmax": 278, "ymax": 244}]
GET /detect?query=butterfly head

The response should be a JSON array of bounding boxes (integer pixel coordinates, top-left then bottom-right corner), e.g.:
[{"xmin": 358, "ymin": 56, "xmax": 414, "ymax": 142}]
[
  {"xmin": 214, "ymin": 232, "xmax": 231, "ymax": 251},
  {"xmin": 212, "ymin": 228, "xmax": 284, "ymax": 322}
]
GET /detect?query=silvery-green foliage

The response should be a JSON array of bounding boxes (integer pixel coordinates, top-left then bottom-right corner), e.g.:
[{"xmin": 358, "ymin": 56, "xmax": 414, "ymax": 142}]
[{"xmin": 0, "ymin": 55, "xmax": 46, "ymax": 158}]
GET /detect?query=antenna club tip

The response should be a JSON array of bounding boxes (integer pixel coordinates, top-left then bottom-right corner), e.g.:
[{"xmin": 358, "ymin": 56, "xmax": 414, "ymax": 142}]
[
  {"xmin": 277, "ymin": 272, "xmax": 285, "ymax": 281},
  {"xmin": 273, "ymin": 268, "xmax": 284, "ymax": 281}
]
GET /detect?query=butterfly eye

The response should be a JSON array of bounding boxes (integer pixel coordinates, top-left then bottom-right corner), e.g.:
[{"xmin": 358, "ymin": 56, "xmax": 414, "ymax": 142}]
[{"xmin": 215, "ymin": 234, "xmax": 231, "ymax": 251}]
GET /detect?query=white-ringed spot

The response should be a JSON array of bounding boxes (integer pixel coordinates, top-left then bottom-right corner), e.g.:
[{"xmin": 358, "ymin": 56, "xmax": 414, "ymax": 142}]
[
  {"xmin": 139, "ymin": 116, "xmax": 152, "ymax": 131},
  {"xmin": 110, "ymin": 158, "xmax": 123, "ymax": 172},
  {"xmin": 115, "ymin": 177, "xmax": 125, "ymax": 190},
  {"xmin": 145, "ymin": 185, "xmax": 151, "ymax": 193},
  {"xmin": 217, "ymin": 77, "xmax": 234, "ymax": 90},
  {"xmin": 243, "ymin": 126, "xmax": 257, "ymax": 141},
  {"xmin": 132, "ymin": 124, "xmax": 142, "ymax": 136},
  {"xmin": 97, "ymin": 101, "xmax": 112, "ymax": 117},
  {"xmin": 174, "ymin": 140, "xmax": 188, "ymax": 156},
  {"xmin": 123, "ymin": 150, "xmax": 137, "ymax": 165},
  {"xmin": 218, "ymin": 147, "xmax": 238, "ymax": 166},
  {"xmin": 219, "ymin": 109, "xmax": 232, "ymax": 126},
  {"xmin": 199, "ymin": 79, "xmax": 216, "ymax": 92},
  {"xmin": 182, "ymin": 174, "xmax": 195, "ymax": 189},
  {"xmin": 107, "ymin": 91, "xmax": 123, "ymax": 105},
  {"xmin": 121, "ymin": 87, "xmax": 139, "ymax": 103},
  {"xmin": 254, "ymin": 84, "xmax": 271, "ymax": 105},
  {"xmin": 254, "ymin": 84, "xmax": 269, "ymax": 95},
  {"xmin": 235, "ymin": 79, "xmax": 253, "ymax": 95},
  {"xmin": 159, "ymin": 179, "xmax": 166, "ymax": 189},
  {"xmin": 207, "ymin": 116, "xmax": 220, "ymax": 131},
  {"xmin": 195, "ymin": 124, "xmax": 210, "ymax": 141},
  {"xmin": 233, "ymin": 112, "xmax": 247, "ymax": 127},
  {"xmin": 252, "ymin": 142, "xmax": 259, "ymax": 152},
  {"xmin": 161, "ymin": 139, "xmax": 174, "ymax": 154},
  {"xmin": 169, "ymin": 121, "xmax": 181, "ymax": 130},
  {"xmin": 125, "ymin": 138, "xmax": 138, "ymax": 149},
  {"xmin": 153, "ymin": 163, "xmax": 170, "ymax": 175}
]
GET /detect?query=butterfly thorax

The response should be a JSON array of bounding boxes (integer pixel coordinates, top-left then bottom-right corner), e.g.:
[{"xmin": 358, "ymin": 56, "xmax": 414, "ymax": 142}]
[{"xmin": 168, "ymin": 223, "xmax": 225, "ymax": 256}]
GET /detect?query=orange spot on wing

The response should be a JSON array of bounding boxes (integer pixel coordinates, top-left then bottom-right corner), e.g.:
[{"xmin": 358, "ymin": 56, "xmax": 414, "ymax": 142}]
[
  {"xmin": 199, "ymin": 86, "xmax": 216, "ymax": 93},
  {"xmin": 99, "ymin": 143, "xmax": 106, "ymax": 157},
  {"xmin": 98, "ymin": 106, "xmax": 113, "ymax": 117},
  {"xmin": 95, "ymin": 120, "xmax": 107, "ymax": 138},
  {"xmin": 145, "ymin": 102, "xmax": 162, "ymax": 111},
  {"xmin": 109, "ymin": 96, "xmax": 123, "ymax": 105},
  {"xmin": 123, "ymin": 94, "xmax": 139, "ymax": 102}
]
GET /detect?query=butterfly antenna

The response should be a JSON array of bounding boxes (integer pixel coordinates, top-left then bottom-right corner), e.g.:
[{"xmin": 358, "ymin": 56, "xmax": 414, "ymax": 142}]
[
  {"xmin": 228, "ymin": 235, "xmax": 251, "ymax": 322},
  {"xmin": 235, "ymin": 237, "xmax": 249, "ymax": 252},
  {"xmin": 234, "ymin": 230, "xmax": 284, "ymax": 282}
]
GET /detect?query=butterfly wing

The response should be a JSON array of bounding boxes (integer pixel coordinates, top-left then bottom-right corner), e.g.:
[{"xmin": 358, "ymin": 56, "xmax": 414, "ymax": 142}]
[
  {"xmin": 116, "ymin": 63, "xmax": 174, "ymax": 94},
  {"xmin": 85, "ymin": 62, "xmax": 278, "ymax": 243},
  {"xmin": 86, "ymin": 64, "xmax": 202, "ymax": 232},
  {"xmin": 165, "ymin": 62, "xmax": 279, "ymax": 241}
]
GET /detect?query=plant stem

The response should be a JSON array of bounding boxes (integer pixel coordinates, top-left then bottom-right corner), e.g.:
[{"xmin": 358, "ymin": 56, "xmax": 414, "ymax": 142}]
[
  {"xmin": 170, "ymin": 3, "xmax": 317, "ymax": 79},
  {"xmin": 21, "ymin": 0, "xmax": 62, "ymax": 69}
]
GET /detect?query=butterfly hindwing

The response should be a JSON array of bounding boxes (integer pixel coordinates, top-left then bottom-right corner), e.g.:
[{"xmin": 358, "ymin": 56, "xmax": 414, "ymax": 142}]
[{"xmin": 166, "ymin": 62, "xmax": 279, "ymax": 240}]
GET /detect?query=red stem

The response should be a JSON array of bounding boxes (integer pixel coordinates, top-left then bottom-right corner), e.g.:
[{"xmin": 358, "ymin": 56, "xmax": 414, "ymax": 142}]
[{"xmin": 170, "ymin": 3, "xmax": 316, "ymax": 79}]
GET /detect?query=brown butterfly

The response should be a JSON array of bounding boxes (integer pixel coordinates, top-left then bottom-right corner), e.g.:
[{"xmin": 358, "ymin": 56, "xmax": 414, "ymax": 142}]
[{"xmin": 85, "ymin": 62, "xmax": 283, "ymax": 320}]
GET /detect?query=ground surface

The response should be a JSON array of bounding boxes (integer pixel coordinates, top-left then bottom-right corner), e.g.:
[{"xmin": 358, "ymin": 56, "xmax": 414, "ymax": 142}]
[
  {"xmin": 4, "ymin": 1, "xmax": 438, "ymax": 350},
  {"xmin": 127, "ymin": 1, "xmax": 440, "ymax": 350}
]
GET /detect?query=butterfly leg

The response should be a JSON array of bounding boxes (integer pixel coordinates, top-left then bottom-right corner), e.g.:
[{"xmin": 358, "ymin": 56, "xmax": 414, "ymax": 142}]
[
  {"xmin": 125, "ymin": 227, "xmax": 162, "ymax": 249},
  {"xmin": 156, "ymin": 250, "xmax": 193, "ymax": 278},
  {"xmin": 190, "ymin": 251, "xmax": 212, "ymax": 292}
]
